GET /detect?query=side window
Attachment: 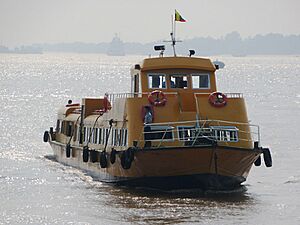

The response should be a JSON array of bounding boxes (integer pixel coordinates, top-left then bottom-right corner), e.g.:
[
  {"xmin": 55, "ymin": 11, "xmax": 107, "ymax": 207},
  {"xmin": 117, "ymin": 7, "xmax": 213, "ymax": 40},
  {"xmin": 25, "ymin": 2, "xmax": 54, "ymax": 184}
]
[
  {"xmin": 170, "ymin": 75, "xmax": 188, "ymax": 89},
  {"xmin": 56, "ymin": 120, "xmax": 60, "ymax": 133},
  {"xmin": 178, "ymin": 126, "xmax": 196, "ymax": 141},
  {"xmin": 211, "ymin": 126, "xmax": 239, "ymax": 142},
  {"xmin": 148, "ymin": 74, "xmax": 166, "ymax": 89},
  {"xmin": 192, "ymin": 74, "xmax": 210, "ymax": 89}
]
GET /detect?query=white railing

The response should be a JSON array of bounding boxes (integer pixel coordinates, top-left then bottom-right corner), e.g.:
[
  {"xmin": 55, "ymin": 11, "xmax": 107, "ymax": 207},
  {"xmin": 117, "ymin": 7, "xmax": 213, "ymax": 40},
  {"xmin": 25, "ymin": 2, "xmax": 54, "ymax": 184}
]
[
  {"xmin": 194, "ymin": 92, "xmax": 243, "ymax": 98},
  {"xmin": 136, "ymin": 119, "xmax": 259, "ymax": 149}
]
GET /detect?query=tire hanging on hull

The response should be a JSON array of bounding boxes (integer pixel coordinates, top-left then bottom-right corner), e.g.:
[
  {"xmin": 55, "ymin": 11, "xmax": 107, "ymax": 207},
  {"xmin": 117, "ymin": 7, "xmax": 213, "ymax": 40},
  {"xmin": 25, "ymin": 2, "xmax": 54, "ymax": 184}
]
[
  {"xmin": 83, "ymin": 146, "xmax": 89, "ymax": 163},
  {"xmin": 121, "ymin": 148, "xmax": 134, "ymax": 170},
  {"xmin": 66, "ymin": 144, "xmax": 71, "ymax": 158},
  {"xmin": 100, "ymin": 151, "xmax": 108, "ymax": 168},
  {"xmin": 110, "ymin": 148, "xmax": 116, "ymax": 164},
  {"xmin": 263, "ymin": 148, "xmax": 272, "ymax": 167},
  {"xmin": 90, "ymin": 150, "xmax": 98, "ymax": 163},
  {"xmin": 43, "ymin": 131, "xmax": 49, "ymax": 142},
  {"xmin": 254, "ymin": 154, "xmax": 261, "ymax": 166}
]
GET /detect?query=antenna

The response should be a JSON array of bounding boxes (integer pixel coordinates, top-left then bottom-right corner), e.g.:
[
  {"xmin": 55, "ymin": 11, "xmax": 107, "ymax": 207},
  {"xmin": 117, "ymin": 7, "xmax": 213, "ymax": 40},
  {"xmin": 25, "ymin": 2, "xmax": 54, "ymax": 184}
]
[{"xmin": 163, "ymin": 15, "xmax": 182, "ymax": 57}]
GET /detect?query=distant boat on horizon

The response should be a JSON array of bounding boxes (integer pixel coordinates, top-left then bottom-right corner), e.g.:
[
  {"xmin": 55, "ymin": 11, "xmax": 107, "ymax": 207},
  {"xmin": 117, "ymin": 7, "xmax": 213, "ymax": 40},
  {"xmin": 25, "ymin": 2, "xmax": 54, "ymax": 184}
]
[
  {"xmin": 107, "ymin": 34, "xmax": 125, "ymax": 56},
  {"xmin": 232, "ymin": 53, "xmax": 247, "ymax": 57}
]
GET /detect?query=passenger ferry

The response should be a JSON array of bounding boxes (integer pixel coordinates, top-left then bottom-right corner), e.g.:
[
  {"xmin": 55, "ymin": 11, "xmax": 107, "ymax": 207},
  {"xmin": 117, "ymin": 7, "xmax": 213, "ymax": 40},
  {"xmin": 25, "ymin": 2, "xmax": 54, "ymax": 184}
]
[{"xmin": 43, "ymin": 40, "xmax": 272, "ymax": 190}]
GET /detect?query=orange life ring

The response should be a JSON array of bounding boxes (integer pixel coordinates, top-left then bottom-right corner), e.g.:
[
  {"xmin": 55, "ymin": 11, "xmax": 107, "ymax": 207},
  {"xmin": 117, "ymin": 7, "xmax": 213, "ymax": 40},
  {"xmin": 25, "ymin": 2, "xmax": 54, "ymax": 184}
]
[
  {"xmin": 208, "ymin": 92, "xmax": 227, "ymax": 107},
  {"xmin": 148, "ymin": 90, "xmax": 167, "ymax": 106}
]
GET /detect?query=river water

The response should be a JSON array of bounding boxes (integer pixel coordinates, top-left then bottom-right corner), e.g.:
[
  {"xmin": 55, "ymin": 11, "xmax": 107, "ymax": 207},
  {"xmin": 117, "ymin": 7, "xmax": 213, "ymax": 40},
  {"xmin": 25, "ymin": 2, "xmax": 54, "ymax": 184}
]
[{"xmin": 0, "ymin": 53, "xmax": 299, "ymax": 224}]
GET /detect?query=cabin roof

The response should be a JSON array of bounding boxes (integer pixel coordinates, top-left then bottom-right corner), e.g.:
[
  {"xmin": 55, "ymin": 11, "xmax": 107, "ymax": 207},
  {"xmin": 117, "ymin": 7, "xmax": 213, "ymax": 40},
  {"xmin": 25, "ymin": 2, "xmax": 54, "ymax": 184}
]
[{"xmin": 140, "ymin": 56, "xmax": 216, "ymax": 72}]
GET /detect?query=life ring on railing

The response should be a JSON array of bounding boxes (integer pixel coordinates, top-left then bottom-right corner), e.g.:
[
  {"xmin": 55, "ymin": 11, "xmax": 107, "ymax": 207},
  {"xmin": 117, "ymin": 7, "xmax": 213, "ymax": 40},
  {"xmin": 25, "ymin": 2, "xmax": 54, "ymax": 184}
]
[
  {"xmin": 148, "ymin": 90, "xmax": 167, "ymax": 106},
  {"xmin": 208, "ymin": 92, "xmax": 227, "ymax": 108},
  {"xmin": 103, "ymin": 93, "xmax": 112, "ymax": 112}
]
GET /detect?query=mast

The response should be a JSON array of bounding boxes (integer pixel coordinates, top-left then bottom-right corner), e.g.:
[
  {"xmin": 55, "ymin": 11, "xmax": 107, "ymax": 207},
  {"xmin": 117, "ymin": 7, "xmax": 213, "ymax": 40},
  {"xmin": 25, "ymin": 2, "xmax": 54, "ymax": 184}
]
[
  {"xmin": 171, "ymin": 15, "xmax": 177, "ymax": 56},
  {"xmin": 163, "ymin": 10, "xmax": 185, "ymax": 56}
]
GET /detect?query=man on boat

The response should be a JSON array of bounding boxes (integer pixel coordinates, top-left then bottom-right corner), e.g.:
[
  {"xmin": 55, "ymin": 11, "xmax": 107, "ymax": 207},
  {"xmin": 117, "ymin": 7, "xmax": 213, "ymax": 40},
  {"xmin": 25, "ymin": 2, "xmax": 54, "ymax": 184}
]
[{"xmin": 143, "ymin": 105, "xmax": 153, "ymax": 147}]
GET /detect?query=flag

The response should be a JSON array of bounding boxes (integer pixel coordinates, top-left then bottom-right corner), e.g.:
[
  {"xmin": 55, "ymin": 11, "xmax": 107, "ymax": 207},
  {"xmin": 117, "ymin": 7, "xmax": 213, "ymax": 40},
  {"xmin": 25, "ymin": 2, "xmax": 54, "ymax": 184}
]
[{"xmin": 175, "ymin": 10, "xmax": 186, "ymax": 22}]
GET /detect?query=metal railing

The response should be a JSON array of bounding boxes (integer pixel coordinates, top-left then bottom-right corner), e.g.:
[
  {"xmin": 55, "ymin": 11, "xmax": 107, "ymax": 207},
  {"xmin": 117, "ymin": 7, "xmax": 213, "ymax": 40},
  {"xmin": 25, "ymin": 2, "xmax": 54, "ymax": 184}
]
[
  {"xmin": 107, "ymin": 92, "xmax": 244, "ymax": 104},
  {"xmin": 136, "ymin": 119, "xmax": 259, "ymax": 149}
]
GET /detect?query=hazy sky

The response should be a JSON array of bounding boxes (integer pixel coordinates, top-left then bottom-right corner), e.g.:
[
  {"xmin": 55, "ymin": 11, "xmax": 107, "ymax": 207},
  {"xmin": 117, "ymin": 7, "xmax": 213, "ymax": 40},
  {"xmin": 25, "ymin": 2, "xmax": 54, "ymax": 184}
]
[{"xmin": 0, "ymin": 0, "xmax": 299, "ymax": 47}]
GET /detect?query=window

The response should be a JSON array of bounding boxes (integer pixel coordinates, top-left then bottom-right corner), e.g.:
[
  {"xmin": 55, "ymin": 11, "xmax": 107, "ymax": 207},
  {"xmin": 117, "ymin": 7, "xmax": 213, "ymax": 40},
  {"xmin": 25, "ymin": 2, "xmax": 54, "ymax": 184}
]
[
  {"xmin": 123, "ymin": 129, "xmax": 128, "ymax": 146},
  {"xmin": 148, "ymin": 74, "xmax": 166, "ymax": 89},
  {"xmin": 64, "ymin": 121, "xmax": 73, "ymax": 137},
  {"xmin": 178, "ymin": 126, "xmax": 214, "ymax": 146},
  {"xmin": 98, "ymin": 128, "xmax": 102, "ymax": 144},
  {"xmin": 170, "ymin": 75, "xmax": 188, "ymax": 89},
  {"xmin": 192, "ymin": 74, "xmax": 210, "ymax": 89},
  {"xmin": 94, "ymin": 128, "xmax": 98, "ymax": 144},
  {"xmin": 73, "ymin": 125, "xmax": 77, "ymax": 141},
  {"xmin": 144, "ymin": 125, "xmax": 174, "ymax": 141},
  {"xmin": 77, "ymin": 127, "xmax": 81, "ymax": 142},
  {"xmin": 56, "ymin": 120, "xmax": 61, "ymax": 133},
  {"xmin": 83, "ymin": 127, "xmax": 87, "ymax": 142},
  {"xmin": 178, "ymin": 126, "xmax": 196, "ymax": 141},
  {"xmin": 211, "ymin": 126, "xmax": 238, "ymax": 142}
]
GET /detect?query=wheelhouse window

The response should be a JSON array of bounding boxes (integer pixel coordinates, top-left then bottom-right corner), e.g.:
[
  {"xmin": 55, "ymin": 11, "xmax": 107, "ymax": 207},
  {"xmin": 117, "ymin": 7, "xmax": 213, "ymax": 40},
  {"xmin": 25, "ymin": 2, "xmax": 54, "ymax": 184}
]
[
  {"xmin": 170, "ymin": 75, "xmax": 188, "ymax": 89},
  {"xmin": 192, "ymin": 74, "xmax": 210, "ymax": 89},
  {"xmin": 148, "ymin": 74, "xmax": 166, "ymax": 89}
]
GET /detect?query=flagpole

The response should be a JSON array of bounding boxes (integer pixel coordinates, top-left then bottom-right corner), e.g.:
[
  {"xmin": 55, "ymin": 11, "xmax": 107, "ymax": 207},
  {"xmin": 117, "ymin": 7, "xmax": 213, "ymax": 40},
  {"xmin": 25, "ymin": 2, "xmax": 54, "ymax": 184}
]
[{"xmin": 171, "ymin": 13, "xmax": 176, "ymax": 56}]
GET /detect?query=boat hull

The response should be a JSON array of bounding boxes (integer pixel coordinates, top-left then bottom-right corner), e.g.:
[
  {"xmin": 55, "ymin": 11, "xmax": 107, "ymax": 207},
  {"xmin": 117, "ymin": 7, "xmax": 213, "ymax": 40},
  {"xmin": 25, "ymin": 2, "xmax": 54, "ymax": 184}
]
[{"xmin": 49, "ymin": 141, "xmax": 261, "ymax": 190}]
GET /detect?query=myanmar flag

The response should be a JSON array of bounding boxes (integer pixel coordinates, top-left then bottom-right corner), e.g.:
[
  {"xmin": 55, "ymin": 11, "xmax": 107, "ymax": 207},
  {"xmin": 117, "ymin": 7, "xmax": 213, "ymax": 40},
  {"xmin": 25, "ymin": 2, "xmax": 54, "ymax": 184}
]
[{"xmin": 175, "ymin": 10, "xmax": 186, "ymax": 22}]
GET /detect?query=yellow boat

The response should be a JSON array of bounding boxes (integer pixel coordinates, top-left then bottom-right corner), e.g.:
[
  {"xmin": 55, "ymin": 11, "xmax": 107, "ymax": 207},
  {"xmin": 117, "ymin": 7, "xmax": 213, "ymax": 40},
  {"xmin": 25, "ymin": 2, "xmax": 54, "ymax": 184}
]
[{"xmin": 43, "ymin": 46, "xmax": 272, "ymax": 190}]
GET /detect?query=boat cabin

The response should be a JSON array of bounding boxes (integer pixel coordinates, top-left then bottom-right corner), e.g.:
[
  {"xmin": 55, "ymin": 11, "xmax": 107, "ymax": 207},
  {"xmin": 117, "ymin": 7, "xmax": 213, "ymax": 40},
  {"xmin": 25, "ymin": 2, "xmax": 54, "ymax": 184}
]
[{"xmin": 53, "ymin": 55, "xmax": 258, "ymax": 154}]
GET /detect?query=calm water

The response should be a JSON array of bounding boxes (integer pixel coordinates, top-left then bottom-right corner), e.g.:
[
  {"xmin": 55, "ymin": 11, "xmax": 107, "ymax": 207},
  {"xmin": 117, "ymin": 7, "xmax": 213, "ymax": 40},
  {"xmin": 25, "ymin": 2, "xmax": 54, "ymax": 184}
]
[{"xmin": 0, "ymin": 53, "xmax": 299, "ymax": 225}]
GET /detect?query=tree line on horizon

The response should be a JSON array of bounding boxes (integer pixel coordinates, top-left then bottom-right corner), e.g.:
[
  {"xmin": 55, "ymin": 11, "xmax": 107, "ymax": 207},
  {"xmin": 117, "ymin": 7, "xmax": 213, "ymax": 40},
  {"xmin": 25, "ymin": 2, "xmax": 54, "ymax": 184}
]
[{"xmin": 1, "ymin": 32, "xmax": 300, "ymax": 55}]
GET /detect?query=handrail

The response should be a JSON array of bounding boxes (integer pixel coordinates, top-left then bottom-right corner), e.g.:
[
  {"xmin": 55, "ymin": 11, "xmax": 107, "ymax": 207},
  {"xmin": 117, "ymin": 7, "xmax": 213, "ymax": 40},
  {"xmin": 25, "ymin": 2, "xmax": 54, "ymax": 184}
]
[{"xmin": 136, "ymin": 119, "xmax": 260, "ymax": 148}]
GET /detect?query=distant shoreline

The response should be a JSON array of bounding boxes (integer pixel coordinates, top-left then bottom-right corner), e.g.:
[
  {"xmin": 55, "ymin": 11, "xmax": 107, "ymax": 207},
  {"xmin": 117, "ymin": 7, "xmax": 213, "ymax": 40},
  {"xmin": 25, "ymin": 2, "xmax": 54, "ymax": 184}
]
[{"xmin": 1, "ymin": 31, "xmax": 300, "ymax": 56}]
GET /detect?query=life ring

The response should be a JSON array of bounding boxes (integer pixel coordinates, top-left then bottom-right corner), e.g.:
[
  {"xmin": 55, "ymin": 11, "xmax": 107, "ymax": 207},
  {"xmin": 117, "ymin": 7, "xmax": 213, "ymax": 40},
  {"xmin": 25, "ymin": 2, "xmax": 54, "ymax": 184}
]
[
  {"xmin": 148, "ymin": 90, "xmax": 167, "ymax": 106},
  {"xmin": 208, "ymin": 92, "xmax": 227, "ymax": 107}
]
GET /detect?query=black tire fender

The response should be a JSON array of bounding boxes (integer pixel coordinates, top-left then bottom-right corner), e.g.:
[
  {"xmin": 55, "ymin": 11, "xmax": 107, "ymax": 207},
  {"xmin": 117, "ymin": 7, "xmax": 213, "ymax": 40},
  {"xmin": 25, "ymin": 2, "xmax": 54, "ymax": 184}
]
[
  {"xmin": 83, "ymin": 146, "xmax": 89, "ymax": 163},
  {"xmin": 66, "ymin": 144, "xmax": 71, "ymax": 158},
  {"xmin": 110, "ymin": 148, "xmax": 116, "ymax": 164},
  {"xmin": 90, "ymin": 150, "xmax": 98, "ymax": 163},
  {"xmin": 100, "ymin": 151, "xmax": 108, "ymax": 168},
  {"xmin": 121, "ymin": 148, "xmax": 134, "ymax": 170},
  {"xmin": 43, "ymin": 131, "xmax": 49, "ymax": 142},
  {"xmin": 254, "ymin": 154, "xmax": 261, "ymax": 166},
  {"xmin": 263, "ymin": 148, "xmax": 272, "ymax": 167}
]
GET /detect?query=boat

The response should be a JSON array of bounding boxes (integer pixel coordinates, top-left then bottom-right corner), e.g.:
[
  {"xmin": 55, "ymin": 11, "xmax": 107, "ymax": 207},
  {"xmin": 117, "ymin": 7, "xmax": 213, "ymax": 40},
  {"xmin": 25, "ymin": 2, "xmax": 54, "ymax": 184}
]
[
  {"xmin": 106, "ymin": 34, "xmax": 125, "ymax": 56},
  {"xmin": 43, "ymin": 32, "xmax": 272, "ymax": 191}
]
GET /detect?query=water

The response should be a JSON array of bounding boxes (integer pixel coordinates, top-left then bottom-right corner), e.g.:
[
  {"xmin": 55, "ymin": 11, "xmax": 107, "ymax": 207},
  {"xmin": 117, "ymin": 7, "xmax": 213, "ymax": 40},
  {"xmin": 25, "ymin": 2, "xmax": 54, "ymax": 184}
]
[{"xmin": 0, "ymin": 53, "xmax": 299, "ymax": 224}]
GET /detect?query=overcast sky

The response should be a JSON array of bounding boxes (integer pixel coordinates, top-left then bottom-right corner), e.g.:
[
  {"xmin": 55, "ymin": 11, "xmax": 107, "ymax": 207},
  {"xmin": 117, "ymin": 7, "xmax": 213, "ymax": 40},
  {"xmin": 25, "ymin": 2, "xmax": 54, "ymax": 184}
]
[{"xmin": 0, "ymin": 0, "xmax": 299, "ymax": 47}]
